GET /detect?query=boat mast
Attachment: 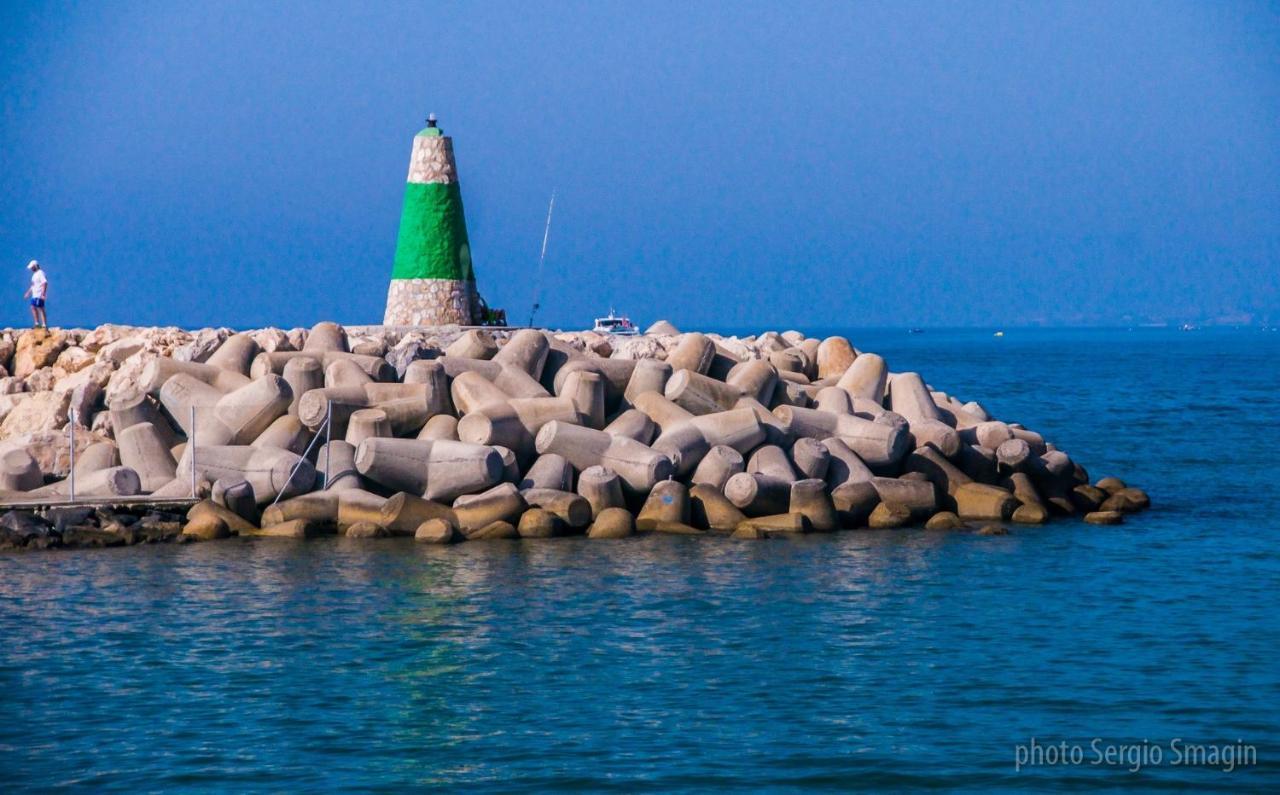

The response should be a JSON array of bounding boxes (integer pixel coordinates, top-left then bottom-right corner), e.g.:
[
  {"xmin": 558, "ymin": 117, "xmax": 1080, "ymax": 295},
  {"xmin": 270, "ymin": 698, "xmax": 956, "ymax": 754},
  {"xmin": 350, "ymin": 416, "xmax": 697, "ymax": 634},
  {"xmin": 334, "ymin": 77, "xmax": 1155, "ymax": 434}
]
[{"xmin": 528, "ymin": 190, "xmax": 556, "ymax": 328}]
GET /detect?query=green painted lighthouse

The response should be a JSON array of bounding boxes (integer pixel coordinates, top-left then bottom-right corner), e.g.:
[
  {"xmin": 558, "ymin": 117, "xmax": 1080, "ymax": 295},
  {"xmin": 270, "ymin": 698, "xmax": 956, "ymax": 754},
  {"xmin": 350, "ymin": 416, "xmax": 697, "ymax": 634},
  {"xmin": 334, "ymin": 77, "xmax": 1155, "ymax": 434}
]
[{"xmin": 383, "ymin": 114, "xmax": 481, "ymax": 326}]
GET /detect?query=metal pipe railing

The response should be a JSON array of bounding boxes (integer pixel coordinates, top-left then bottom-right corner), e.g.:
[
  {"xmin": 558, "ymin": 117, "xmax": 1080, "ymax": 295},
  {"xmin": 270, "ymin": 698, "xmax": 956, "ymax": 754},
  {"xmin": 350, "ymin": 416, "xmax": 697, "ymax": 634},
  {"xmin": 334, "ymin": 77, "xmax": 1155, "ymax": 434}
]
[{"xmin": 269, "ymin": 401, "xmax": 332, "ymax": 508}]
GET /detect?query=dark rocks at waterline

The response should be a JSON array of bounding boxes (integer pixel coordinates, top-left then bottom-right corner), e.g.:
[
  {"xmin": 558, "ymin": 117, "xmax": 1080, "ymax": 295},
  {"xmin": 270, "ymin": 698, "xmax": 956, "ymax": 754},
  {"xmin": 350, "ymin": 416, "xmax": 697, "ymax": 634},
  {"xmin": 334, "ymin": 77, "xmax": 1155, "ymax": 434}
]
[
  {"xmin": 0, "ymin": 321, "xmax": 1152, "ymax": 551},
  {"xmin": 0, "ymin": 507, "xmax": 185, "ymax": 550}
]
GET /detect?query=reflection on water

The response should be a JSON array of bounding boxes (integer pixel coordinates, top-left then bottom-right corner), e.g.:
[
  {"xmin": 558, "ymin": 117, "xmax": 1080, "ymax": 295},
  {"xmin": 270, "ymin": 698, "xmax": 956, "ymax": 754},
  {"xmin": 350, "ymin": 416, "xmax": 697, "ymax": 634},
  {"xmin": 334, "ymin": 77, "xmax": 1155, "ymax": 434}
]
[{"xmin": 1, "ymin": 329, "xmax": 1278, "ymax": 790}]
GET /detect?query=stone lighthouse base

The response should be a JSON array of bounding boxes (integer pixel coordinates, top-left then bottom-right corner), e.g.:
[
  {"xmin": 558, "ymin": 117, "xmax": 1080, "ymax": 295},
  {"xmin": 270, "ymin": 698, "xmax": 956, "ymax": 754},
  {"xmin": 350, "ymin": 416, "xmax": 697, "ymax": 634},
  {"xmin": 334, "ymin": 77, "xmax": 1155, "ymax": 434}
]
[{"xmin": 383, "ymin": 278, "xmax": 476, "ymax": 326}]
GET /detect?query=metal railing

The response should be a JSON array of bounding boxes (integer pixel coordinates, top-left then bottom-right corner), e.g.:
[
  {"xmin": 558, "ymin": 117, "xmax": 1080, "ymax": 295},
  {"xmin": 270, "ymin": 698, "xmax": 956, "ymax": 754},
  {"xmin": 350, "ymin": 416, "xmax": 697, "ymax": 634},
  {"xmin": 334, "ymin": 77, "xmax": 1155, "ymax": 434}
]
[{"xmin": 269, "ymin": 401, "xmax": 332, "ymax": 508}]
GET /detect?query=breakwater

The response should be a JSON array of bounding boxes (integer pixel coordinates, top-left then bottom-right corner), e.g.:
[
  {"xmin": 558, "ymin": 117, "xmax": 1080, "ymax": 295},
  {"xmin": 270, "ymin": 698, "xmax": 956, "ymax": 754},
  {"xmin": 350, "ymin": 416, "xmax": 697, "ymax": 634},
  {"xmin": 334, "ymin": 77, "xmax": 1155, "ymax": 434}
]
[{"xmin": 0, "ymin": 321, "xmax": 1148, "ymax": 549}]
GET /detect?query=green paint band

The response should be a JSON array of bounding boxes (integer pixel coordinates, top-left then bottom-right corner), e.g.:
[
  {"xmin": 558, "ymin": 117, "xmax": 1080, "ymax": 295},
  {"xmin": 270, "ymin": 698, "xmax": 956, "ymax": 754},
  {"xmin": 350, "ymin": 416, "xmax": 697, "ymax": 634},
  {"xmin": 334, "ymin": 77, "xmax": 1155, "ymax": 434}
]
[{"xmin": 391, "ymin": 181, "xmax": 475, "ymax": 281}]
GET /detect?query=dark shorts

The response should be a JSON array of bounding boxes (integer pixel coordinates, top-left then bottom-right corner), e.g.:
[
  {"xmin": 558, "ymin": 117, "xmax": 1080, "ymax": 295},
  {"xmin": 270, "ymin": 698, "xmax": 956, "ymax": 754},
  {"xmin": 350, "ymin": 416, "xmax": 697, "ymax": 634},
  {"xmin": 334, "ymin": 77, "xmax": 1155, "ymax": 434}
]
[{"xmin": 30, "ymin": 298, "xmax": 44, "ymax": 308}]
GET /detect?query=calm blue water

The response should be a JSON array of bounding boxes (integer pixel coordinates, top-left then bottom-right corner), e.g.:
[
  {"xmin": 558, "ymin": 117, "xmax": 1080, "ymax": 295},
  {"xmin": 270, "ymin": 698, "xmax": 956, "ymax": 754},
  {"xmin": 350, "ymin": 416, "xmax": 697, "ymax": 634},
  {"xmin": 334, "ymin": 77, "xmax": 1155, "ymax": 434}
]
[{"xmin": 2, "ymin": 328, "xmax": 1278, "ymax": 792}]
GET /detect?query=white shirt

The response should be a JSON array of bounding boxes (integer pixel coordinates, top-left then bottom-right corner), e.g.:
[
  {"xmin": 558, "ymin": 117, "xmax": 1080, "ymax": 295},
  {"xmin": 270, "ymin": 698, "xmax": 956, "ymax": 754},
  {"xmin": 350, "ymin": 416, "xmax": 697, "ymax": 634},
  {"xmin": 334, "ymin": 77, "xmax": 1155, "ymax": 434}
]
[{"xmin": 30, "ymin": 270, "xmax": 47, "ymax": 299}]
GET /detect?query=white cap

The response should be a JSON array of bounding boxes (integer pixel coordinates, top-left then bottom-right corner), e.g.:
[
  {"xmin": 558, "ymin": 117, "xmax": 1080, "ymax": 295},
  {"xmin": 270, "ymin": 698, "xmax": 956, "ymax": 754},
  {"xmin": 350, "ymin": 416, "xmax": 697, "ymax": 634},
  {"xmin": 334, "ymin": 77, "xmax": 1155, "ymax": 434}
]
[{"xmin": 26, "ymin": 260, "xmax": 38, "ymax": 270}]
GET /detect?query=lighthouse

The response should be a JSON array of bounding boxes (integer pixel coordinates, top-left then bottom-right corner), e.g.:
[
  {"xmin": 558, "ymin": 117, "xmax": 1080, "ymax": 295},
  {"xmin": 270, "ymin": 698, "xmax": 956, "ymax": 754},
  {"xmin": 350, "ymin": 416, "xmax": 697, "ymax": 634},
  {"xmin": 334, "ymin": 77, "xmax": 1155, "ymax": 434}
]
[{"xmin": 383, "ymin": 114, "xmax": 482, "ymax": 326}]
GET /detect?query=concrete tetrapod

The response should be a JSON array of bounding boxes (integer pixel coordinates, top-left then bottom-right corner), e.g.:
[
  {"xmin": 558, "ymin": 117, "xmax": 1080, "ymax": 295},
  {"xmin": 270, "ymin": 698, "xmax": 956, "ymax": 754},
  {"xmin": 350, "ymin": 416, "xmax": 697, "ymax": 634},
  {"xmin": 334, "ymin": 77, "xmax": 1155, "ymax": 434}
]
[
  {"xmin": 444, "ymin": 329, "xmax": 498, "ymax": 360},
  {"xmin": 520, "ymin": 453, "xmax": 573, "ymax": 491},
  {"xmin": 664, "ymin": 369, "xmax": 742, "ymax": 416},
  {"xmin": 889, "ymin": 372, "xmax": 961, "ymax": 459},
  {"xmin": 772, "ymin": 405, "xmax": 909, "ymax": 469},
  {"xmin": 492, "ymin": 329, "xmax": 549, "ymax": 379},
  {"xmin": 281, "ymin": 357, "xmax": 324, "ymax": 417},
  {"xmin": 954, "ymin": 482, "xmax": 1019, "ymax": 521},
  {"xmin": 116, "ymin": 422, "xmax": 178, "ymax": 492},
  {"xmin": 725, "ymin": 360, "xmax": 778, "ymax": 405},
  {"xmin": 836, "ymin": 353, "xmax": 887, "ymax": 403},
  {"xmin": 212, "ymin": 478, "xmax": 259, "ymax": 525},
  {"xmin": 354, "ymin": 438, "xmax": 502, "ymax": 502},
  {"xmin": 30, "ymin": 466, "xmax": 142, "ymax": 498},
  {"xmin": 816, "ymin": 336, "xmax": 857, "ymax": 380},
  {"xmin": 576, "ymin": 465, "xmax": 626, "ymax": 518},
  {"xmin": 603, "ymin": 409, "xmax": 656, "ymax": 444},
  {"xmin": 560, "ymin": 370, "xmax": 606, "ymax": 430},
  {"xmin": 314, "ymin": 441, "xmax": 360, "ymax": 490},
  {"xmin": 379, "ymin": 492, "xmax": 456, "ymax": 537},
  {"xmin": 205, "ymin": 333, "xmax": 260, "ymax": 376},
  {"xmin": 453, "ymin": 483, "xmax": 527, "ymax": 536},
  {"xmin": 790, "ymin": 479, "xmax": 839, "ymax": 531},
  {"xmin": 690, "ymin": 445, "xmax": 745, "ymax": 491},
  {"xmin": 251, "ymin": 415, "xmax": 312, "ymax": 455},
  {"xmin": 495, "ymin": 366, "xmax": 552, "ymax": 399},
  {"xmin": 813, "ymin": 387, "xmax": 853, "ymax": 416},
  {"xmin": 622, "ymin": 359, "xmax": 672, "ymax": 409},
  {"xmin": 214, "ymin": 375, "xmax": 293, "ymax": 445},
  {"xmin": 831, "ymin": 481, "xmax": 880, "ymax": 527},
  {"xmin": 345, "ymin": 408, "xmax": 391, "ymax": 447},
  {"xmin": 790, "ymin": 437, "xmax": 830, "ymax": 480},
  {"xmin": 0, "ymin": 448, "xmax": 44, "ymax": 492},
  {"xmin": 821, "ymin": 437, "xmax": 874, "ymax": 489},
  {"xmin": 140, "ymin": 358, "xmax": 251, "ymax": 396},
  {"xmin": 664, "ymin": 333, "xmax": 716, "ymax": 374},
  {"xmin": 402, "ymin": 360, "xmax": 454, "ymax": 417},
  {"xmin": 534, "ymin": 421, "xmax": 673, "ymax": 495},
  {"xmin": 109, "ymin": 390, "xmax": 180, "ymax": 449},
  {"xmin": 688, "ymin": 483, "xmax": 748, "ymax": 532},
  {"xmin": 520, "ymin": 488, "xmax": 593, "ymax": 530},
  {"xmin": 418, "ymin": 415, "xmax": 459, "ymax": 441},
  {"xmin": 302, "ymin": 321, "xmax": 349, "ymax": 354},
  {"xmin": 636, "ymin": 480, "xmax": 693, "ymax": 531},
  {"xmin": 72, "ymin": 442, "xmax": 120, "ymax": 478},
  {"xmin": 587, "ymin": 507, "xmax": 634, "ymax": 539},
  {"xmin": 159, "ymin": 374, "xmax": 234, "ymax": 446},
  {"xmin": 325, "ymin": 358, "xmax": 373, "ymax": 388},
  {"xmin": 868, "ymin": 476, "xmax": 937, "ymax": 519},
  {"xmin": 177, "ymin": 445, "xmax": 314, "ymax": 504}
]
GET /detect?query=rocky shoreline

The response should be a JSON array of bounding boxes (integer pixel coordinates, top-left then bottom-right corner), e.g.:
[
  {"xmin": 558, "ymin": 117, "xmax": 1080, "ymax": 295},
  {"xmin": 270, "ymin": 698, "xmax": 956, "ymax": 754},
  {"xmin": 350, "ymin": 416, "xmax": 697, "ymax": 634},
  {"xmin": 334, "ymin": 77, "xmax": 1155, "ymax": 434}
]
[{"xmin": 0, "ymin": 321, "xmax": 1149, "ymax": 551}]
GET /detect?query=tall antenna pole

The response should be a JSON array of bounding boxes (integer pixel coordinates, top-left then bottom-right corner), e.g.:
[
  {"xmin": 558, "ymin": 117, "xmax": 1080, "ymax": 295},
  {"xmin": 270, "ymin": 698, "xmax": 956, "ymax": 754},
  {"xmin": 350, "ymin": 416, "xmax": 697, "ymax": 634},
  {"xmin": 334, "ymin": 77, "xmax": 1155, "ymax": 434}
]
[{"xmin": 528, "ymin": 190, "xmax": 556, "ymax": 328}]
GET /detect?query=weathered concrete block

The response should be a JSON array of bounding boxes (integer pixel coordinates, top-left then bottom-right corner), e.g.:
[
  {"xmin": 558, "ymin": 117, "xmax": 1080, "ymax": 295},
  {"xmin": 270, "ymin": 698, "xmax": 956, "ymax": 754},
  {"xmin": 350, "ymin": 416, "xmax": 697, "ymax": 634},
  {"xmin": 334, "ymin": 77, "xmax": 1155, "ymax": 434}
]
[
  {"xmin": 603, "ymin": 409, "xmax": 657, "ymax": 444},
  {"xmin": 520, "ymin": 453, "xmax": 573, "ymax": 491},
  {"xmin": 689, "ymin": 482, "xmax": 748, "ymax": 532},
  {"xmin": 690, "ymin": 444, "xmax": 745, "ymax": 491},
  {"xmin": 116, "ymin": 422, "xmax": 178, "ymax": 492},
  {"xmin": 214, "ymin": 375, "xmax": 292, "ymax": 445},
  {"xmin": 251, "ymin": 414, "xmax": 312, "ymax": 455},
  {"xmin": 0, "ymin": 448, "xmax": 43, "ymax": 492},
  {"xmin": 664, "ymin": 369, "xmax": 742, "ymax": 415},
  {"xmin": 636, "ymin": 480, "xmax": 689, "ymax": 529},
  {"xmin": 816, "ymin": 336, "xmax": 857, "ymax": 380},
  {"xmin": 354, "ymin": 438, "xmax": 502, "ymax": 501},
  {"xmin": 836, "ymin": 353, "xmax": 887, "ymax": 403},
  {"xmin": 453, "ymin": 483, "xmax": 527, "ymax": 533},
  {"xmin": 789, "ymin": 478, "xmax": 838, "ymax": 531},
  {"xmin": 345, "ymin": 408, "xmax": 391, "ymax": 447},
  {"xmin": 790, "ymin": 437, "xmax": 830, "ymax": 480},
  {"xmin": 576, "ymin": 465, "xmax": 625, "ymax": 518},
  {"xmin": 587, "ymin": 507, "xmax": 633, "ymax": 539},
  {"xmin": 772, "ymin": 405, "xmax": 909, "ymax": 469},
  {"xmin": 534, "ymin": 421, "xmax": 673, "ymax": 494},
  {"xmin": 954, "ymin": 482, "xmax": 1018, "ymax": 521},
  {"xmin": 868, "ymin": 476, "xmax": 937, "ymax": 518},
  {"xmin": 521, "ymin": 488, "xmax": 592, "ymax": 529},
  {"xmin": 313, "ymin": 440, "xmax": 360, "ymax": 491},
  {"xmin": 177, "ymin": 445, "xmax": 314, "ymax": 504}
]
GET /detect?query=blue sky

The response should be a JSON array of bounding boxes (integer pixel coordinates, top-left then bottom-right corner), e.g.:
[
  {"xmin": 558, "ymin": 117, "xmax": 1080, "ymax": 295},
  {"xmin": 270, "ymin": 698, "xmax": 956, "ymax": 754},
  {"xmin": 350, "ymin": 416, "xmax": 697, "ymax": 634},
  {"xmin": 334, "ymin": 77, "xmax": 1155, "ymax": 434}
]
[{"xmin": 1, "ymin": 0, "xmax": 1277, "ymax": 330}]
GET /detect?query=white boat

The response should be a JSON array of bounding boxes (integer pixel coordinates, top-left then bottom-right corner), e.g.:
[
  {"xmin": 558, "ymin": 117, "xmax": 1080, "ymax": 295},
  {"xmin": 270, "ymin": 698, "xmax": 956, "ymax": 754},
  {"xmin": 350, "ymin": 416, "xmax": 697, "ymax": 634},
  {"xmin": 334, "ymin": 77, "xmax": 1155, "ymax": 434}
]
[{"xmin": 592, "ymin": 310, "xmax": 639, "ymax": 335}]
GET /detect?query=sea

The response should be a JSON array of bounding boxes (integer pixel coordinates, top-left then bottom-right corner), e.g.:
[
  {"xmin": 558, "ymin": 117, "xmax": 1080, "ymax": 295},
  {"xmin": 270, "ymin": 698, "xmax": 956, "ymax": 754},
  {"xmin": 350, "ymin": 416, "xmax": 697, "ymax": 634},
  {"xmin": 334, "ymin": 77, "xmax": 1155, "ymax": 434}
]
[{"xmin": 1, "ymin": 327, "xmax": 1277, "ymax": 792}]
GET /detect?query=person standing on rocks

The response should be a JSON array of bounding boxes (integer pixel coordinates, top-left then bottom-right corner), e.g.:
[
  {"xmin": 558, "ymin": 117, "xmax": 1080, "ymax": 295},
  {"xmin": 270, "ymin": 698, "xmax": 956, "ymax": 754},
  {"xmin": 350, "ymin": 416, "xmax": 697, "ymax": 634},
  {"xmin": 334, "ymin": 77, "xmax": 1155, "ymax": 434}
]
[{"xmin": 24, "ymin": 260, "xmax": 48, "ymax": 329}]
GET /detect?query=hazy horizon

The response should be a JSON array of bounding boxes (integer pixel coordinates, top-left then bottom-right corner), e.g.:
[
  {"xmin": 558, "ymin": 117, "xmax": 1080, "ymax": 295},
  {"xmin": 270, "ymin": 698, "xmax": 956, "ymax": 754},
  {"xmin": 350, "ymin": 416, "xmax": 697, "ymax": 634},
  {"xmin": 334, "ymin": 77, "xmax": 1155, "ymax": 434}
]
[{"xmin": 2, "ymin": 1, "xmax": 1277, "ymax": 331}]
